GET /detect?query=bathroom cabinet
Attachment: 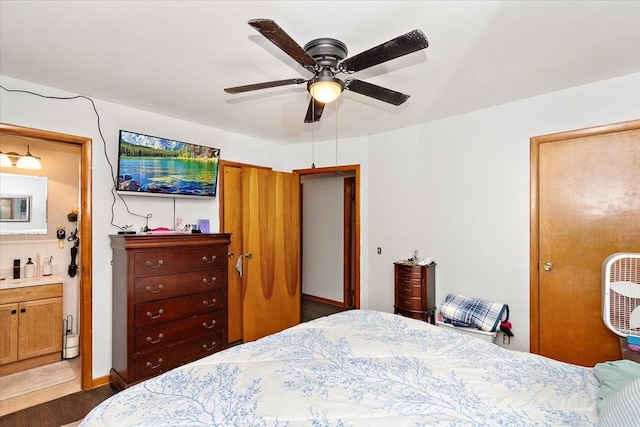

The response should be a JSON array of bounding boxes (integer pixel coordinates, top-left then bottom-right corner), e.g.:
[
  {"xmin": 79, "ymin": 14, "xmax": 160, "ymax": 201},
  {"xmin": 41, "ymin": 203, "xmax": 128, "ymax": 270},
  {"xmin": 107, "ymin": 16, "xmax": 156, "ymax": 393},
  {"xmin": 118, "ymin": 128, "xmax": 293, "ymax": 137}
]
[{"xmin": 0, "ymin": 283, "xmax": 63, "ymax": 375}]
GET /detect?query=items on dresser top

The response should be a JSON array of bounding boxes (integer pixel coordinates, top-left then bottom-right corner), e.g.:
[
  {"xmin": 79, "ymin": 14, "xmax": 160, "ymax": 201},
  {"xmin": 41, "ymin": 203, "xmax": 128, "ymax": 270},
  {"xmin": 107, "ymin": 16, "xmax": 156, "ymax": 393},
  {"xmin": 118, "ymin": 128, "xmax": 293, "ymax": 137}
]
[{"xmin": 109, "ymin": 233, "xmax": 231, "ymax": 390}]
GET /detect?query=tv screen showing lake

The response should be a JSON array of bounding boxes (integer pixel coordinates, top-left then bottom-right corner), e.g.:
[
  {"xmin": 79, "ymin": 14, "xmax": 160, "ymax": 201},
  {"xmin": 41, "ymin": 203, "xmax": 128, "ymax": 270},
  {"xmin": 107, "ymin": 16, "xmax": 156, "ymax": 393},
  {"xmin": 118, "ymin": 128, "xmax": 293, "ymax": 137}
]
[{"xmin": 117, "ymin": 130, "xmax": 221, "ymax": 197}]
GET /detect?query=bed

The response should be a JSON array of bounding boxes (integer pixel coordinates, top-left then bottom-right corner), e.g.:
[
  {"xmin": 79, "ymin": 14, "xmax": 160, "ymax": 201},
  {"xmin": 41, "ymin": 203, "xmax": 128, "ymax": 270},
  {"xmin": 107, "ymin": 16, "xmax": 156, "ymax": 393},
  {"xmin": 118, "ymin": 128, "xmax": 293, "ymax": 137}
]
[{"xmin": 81, "ymin": 310, "xmax": 602, "ymax": 426}]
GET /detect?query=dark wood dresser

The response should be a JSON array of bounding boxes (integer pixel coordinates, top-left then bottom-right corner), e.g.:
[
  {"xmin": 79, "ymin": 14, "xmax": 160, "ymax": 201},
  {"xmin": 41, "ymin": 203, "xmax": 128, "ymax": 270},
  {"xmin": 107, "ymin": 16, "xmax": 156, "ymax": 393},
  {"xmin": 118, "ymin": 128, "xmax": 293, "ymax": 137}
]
[
  {"xmin": 110, "ymin": 233, "xmax": 231, "ymax": 390},
  {"xmin": 393, "ymin": 261, "xmax": 436, "ymax": 324}
]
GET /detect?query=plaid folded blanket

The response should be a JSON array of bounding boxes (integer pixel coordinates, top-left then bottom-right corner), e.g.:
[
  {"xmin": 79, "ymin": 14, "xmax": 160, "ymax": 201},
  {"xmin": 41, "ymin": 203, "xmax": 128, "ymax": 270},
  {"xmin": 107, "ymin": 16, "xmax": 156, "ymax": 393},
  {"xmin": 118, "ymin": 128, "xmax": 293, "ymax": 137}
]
[{"xmin": 440, "ymin": 293, "xmax": 509, "ymax": 332}]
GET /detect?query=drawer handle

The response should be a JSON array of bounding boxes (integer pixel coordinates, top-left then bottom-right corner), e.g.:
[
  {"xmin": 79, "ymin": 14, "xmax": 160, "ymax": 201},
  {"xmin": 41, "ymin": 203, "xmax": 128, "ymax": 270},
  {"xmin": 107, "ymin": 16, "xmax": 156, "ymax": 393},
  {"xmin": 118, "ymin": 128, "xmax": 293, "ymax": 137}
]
[
  {"xmin": 146, "ymin": 358, "xmax": 163, "ymax": 369},
  {"xmin": 202, "ymin": 255, "xmax": 217, "ymax": 263},
  {"xmin": 404, "ymin": 287, "xmax": 411, "ymax": 293},
  {"xmin": 404, "ymin": 300, "xmax": 412, "ymax": 306},
  {"xmin": 203, "ymin": 341, "xmax": 216, "ymax": 352},
  {"xmin": 203, "ymin": 277, "xmax": 217, "ymax": 285},
  {"xmin": 145, "ymin": 284, "xmax": 164, "ymax": 294},
  {"xmin": 203, "ymin": 299, "xmax": 217, "ymax": 307},
  {"xmin": 146, "ymin": 333, "xmax": 164, "ymax": 344},
  {"xmin": 146, "ymin": 309, "xmax": 164, "ymax": 319},
  {"xmin": 145, "ymin": 259, "xmax": 164, "ymax": 269},
  {"xmin": 202, "ymin": 320, "xmax": 217, "ymax": 329}
]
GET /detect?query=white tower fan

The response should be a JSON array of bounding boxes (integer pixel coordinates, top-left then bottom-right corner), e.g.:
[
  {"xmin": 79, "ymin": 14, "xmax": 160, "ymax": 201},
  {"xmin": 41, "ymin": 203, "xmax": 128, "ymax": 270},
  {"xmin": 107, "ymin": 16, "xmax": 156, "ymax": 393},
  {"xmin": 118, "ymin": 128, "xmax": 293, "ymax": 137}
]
[{"xmin": 602, "ymin": 253, "xmax": 640, "ymax": 348}]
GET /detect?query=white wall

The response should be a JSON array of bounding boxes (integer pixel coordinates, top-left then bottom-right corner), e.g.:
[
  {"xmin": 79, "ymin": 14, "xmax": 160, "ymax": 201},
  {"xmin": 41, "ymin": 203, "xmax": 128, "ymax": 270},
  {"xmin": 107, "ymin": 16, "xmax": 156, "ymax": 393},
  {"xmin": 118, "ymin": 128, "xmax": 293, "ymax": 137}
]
[
  {"xmin": 301, "ymin": 176, "xmax": 344, "ymax": 302},
  {"xmin": 288, "ymin": 72, "xmax": 639, "ymax": 353},
  {"xmin": 0, "ymin": 75, "xmax": 288, "ymax": 378},
  {"xmin": 364, "ymin": 73, "xmax": 640, "ymax": 352}
]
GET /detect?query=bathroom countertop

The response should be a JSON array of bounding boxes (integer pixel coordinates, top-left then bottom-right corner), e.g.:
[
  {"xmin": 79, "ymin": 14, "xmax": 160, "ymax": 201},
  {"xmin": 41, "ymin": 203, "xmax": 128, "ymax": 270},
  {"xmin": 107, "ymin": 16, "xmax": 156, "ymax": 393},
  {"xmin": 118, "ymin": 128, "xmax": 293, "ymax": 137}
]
[{"xmin": 0, "ymin": 274, "xmax": 65, "ymax": 290}]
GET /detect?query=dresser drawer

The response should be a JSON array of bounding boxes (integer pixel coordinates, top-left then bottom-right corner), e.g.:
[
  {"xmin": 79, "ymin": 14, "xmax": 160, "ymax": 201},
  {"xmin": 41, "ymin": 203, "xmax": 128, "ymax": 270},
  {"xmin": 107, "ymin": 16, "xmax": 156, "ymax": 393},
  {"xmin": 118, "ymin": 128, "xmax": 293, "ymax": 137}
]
[
  {"xmin": 133, "ymin": 330, "xmax": 225, "ymax": 381},
  {"xmin": 134, "ymin": 311, "xmax": 226, "ymax": 354},
  {"xmin": 133, "ymin": 245, "xmax": 228, "ymax": 277},
  {"xmin": 134, "ymin": 290, "xmax": 226, "ymax": 328},
  {"xmin": 134, "ymin": 269, "xmax": 226, "ymax": 303}
]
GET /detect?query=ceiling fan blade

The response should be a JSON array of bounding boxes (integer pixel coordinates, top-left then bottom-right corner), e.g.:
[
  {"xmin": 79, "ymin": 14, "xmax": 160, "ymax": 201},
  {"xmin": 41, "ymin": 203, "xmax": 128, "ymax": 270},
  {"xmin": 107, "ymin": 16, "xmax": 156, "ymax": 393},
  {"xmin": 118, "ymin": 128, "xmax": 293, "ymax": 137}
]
[
  {"xmin": 304, "ymin": 98, "xmax": 325, "ymax": 123},
  {"xmin": 345, "ymin": 79, "xmax": 409, "ymax": 106},
  {"xmin": 340, "ymin": 29, "xmax": 429, "ymax": 73},
  {"xmin": 224, "ymin": 78, "xmax": 306, "ymax": 94},
  {"xmin": 248, "ymin": 19, "xmax": 318, "ymax": 70}
]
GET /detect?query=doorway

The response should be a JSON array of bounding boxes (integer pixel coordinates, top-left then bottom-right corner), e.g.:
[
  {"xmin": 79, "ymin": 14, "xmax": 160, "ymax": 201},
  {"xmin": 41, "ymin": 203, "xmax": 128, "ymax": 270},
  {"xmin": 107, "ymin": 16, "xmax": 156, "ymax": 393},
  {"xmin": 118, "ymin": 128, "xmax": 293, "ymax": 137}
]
[
  {"xmin": 0, "ymin": 123, "xmax": 93, "ymax": 392},
  {"xmin": 296, "ymin": 165, "xmax": 360, "ymax": 310},
  {"xmin": 300, "ymin": 172, "xmax": 357, "ymax": 308},
  {"xmin": 529, "ymin": 119, "xmax": 640, "ymax": 366},
  {"xmin": 219, "ymin": 162, "xmax": 360, "ymax": 344}
]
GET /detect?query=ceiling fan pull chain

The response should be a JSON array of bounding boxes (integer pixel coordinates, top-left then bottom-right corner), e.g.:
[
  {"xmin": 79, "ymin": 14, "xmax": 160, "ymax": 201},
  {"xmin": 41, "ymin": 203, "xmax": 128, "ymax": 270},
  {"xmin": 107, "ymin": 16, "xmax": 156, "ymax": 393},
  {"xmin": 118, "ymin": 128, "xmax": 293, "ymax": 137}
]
[
  {"xmin": 311, "ymin": 97, "xmax": 316, "ymax": 169},
  {"xmin": 335, "ymin": 99, "xmax": 339, "ymax": 170}
]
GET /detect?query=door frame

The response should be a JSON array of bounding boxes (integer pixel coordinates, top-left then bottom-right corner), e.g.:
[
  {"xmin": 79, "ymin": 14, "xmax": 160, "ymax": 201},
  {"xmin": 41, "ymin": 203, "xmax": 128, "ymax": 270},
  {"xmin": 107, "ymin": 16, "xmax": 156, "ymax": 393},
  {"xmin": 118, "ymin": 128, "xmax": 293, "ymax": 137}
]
[
  {"xmin": 295, "ymin": 165, "xmax": 361, "ymax": 309},
  {"xmin": 529, "ymin": 119, "xmax": 640, "ymax": 354},
  {"xmin": 0, "ymin": 122, "xmax": 93, "ymax": 390}
]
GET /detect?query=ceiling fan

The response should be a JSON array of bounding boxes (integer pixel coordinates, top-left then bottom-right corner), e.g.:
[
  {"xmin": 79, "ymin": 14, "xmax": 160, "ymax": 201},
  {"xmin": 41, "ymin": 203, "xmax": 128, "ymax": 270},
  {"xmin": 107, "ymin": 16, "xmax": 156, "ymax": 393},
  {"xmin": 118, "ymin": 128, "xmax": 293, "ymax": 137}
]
[{"xmin": 224, "ymin": 19, "xmax": 429, "ymax": 123}]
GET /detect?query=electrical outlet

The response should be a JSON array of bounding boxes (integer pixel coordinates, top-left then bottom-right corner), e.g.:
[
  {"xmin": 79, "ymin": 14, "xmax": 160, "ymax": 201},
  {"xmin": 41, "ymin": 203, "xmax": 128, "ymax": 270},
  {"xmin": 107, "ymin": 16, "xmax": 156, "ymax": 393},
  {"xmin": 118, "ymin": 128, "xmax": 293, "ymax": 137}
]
[
  {"xmin": 503, "ymin": 334, "xmax": 511, "ymax": 345},
  {"xmin": 377, "ymin": 247, "xmax": 382, "ymax": 255}
]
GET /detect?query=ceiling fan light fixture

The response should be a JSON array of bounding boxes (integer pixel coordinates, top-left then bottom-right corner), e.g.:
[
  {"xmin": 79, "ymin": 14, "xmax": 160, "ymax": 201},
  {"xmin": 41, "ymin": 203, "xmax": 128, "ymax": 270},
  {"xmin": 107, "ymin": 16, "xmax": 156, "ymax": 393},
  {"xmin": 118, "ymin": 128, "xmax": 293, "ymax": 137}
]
[{"xmin": 308, "ymin": 77, "xmax": 344, "ymax": 103}]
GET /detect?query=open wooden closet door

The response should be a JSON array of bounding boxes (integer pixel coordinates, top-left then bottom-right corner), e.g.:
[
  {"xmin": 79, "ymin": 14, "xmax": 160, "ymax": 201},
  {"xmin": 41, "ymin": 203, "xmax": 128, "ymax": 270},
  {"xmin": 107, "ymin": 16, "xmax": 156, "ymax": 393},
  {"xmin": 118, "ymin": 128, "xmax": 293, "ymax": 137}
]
[
  {"xmin": 221, "ymin": 163, "xmax": 300, "ymax": 344},
  {"xmin": 241, "ymin": 167, "xmax": 300, "ymax": 342}
]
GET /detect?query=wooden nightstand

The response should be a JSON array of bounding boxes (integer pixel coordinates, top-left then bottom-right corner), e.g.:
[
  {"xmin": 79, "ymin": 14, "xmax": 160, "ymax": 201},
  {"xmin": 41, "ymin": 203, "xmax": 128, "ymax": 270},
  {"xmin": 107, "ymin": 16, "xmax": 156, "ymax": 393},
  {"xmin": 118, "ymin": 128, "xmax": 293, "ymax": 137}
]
[
  {"xmin": 620, "ymin": 337, "xmax": 640, "ymax": 363},
  {"xmin": 393, "ymin": 261, "xmax": 436, "ymax": 324}
]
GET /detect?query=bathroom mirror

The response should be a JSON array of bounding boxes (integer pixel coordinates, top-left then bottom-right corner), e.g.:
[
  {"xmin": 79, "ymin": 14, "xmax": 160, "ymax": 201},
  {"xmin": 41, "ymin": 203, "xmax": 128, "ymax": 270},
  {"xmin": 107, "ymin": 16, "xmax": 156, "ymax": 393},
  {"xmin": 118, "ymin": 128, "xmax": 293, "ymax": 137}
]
[{"xmin": 0, "ymin": 173, "xmax": 47, "ymax": 234}]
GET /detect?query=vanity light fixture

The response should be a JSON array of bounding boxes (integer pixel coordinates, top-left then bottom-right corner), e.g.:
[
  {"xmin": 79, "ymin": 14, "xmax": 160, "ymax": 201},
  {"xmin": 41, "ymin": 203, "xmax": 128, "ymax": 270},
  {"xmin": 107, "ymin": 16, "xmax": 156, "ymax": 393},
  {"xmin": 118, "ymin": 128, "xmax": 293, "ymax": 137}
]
[{"xmin": 0, "ymin": 145, "xmax": 42, "ymax": 170}]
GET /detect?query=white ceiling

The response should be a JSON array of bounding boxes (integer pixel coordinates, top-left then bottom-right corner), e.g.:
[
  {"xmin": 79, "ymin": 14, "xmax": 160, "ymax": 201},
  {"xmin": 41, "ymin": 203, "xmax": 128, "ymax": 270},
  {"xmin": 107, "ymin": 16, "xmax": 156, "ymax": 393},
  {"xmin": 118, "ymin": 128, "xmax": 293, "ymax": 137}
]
[{"xmin": 1, "ymin": 1, "xmax": 639, "ymax": 144}]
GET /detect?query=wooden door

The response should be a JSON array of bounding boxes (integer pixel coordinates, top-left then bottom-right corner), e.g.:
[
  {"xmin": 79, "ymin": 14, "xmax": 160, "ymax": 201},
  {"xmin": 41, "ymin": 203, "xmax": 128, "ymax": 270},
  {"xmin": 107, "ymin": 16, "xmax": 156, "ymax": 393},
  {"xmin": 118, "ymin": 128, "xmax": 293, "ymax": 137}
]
[
  {"xmin": 222, "ymin": 164, "xmax": 243, "ymax": 343},
  {"xmin": 242, "ymin": 167, "xmax": 300, "ymax": 342},
  {"xmin": 531, "ymin": 120, "xmax": 640, "ymax": 366},
  {"xmin": 18, "ymin": 297, "xmax": 62, "ymax": 359}
]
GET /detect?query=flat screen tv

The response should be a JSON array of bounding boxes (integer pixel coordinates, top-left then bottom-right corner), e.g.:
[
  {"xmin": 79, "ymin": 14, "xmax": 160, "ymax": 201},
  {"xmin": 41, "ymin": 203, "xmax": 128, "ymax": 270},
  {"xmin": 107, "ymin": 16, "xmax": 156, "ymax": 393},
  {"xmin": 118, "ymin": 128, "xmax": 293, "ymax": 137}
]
[{"xmin": 117, "ymin": 130, "xmax": 220, "ymax": 198}]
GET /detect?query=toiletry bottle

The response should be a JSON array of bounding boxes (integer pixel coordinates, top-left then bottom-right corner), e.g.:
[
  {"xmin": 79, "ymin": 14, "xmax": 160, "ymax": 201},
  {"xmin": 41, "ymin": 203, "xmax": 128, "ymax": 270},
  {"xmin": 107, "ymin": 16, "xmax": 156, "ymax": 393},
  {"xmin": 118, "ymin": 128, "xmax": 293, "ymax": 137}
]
[
  {"xmin": 13, "ymin": 259, "xmax": 20, "ymax": 279},
  {"xmin": 24, "ymin": 258, "xmax": 35, "ymax": 278},
  {"xmin": 36, "ymin": 253, "xmax": 41, "ymax": 277},
  {"xmin": 42, "ymin": 257, "xmax": 52, "ymax": 276}
]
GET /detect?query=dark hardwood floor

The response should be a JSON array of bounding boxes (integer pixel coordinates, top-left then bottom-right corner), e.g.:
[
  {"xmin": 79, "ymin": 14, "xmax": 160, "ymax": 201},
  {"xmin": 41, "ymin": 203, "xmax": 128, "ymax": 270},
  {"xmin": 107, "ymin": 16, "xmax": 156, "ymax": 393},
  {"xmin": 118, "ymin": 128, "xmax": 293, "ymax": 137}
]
[
  {"xmin": 0, "ymin": 385, "xmax": 116, "ymax": 427},
  {"xmin": 0, "ymin": 299, "xmax": 350, "ymax": 426}
]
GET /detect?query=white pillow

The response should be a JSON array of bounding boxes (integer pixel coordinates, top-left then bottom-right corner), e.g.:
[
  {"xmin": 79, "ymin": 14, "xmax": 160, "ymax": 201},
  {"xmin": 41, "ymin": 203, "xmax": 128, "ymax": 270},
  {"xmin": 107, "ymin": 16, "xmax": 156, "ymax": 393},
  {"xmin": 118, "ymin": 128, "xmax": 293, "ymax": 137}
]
[{"xmin": 599, "ymin": 378, "xmax": 640, "ymax": 427}]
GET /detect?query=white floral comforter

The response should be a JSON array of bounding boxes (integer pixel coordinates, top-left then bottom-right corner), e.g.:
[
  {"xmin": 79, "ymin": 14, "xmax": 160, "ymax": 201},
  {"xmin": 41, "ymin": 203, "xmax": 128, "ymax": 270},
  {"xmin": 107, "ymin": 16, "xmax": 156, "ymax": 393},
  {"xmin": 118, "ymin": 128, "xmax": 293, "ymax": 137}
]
[{"xmin": 81, "ymin": 310, "xmax": 599, "ymax": 426}]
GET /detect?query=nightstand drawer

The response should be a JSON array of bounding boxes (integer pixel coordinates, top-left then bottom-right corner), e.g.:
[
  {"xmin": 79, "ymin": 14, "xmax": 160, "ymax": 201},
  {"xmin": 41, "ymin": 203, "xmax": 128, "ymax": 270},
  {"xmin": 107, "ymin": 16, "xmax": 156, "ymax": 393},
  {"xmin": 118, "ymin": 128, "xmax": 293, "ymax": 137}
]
[
  {"xmin": 396, "ymin": 283, "xmax": 422, "ymax": 298},
  {"xmin": 396, "ymin": 296, "xmax": 423, "ymax": 311}
]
